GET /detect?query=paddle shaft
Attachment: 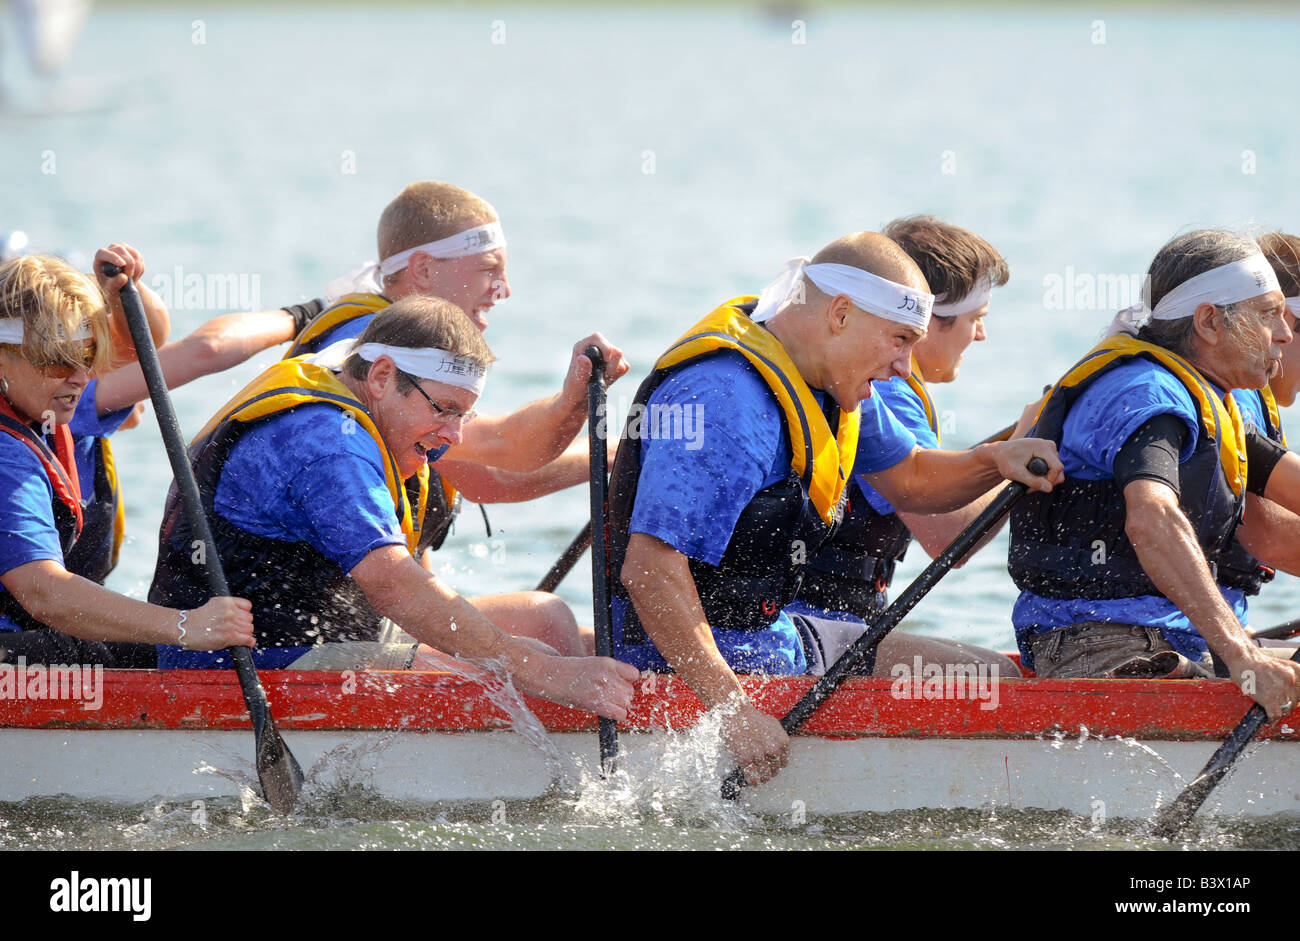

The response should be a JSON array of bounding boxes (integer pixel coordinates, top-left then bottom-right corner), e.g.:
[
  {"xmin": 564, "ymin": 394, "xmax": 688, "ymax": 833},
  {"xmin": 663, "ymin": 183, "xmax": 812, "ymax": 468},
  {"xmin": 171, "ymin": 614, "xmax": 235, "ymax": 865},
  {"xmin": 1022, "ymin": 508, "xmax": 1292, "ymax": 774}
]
[
  {"xmin": 535, "ymin": 420, "xmax": 1016, "ymax": 595},
  {"xmin": 722, "ymin": 456, "xmax": 1050, "ymax": 799},
  {"xmin": 1150, "ymin": 645, "xmax": 1300, "ymax": 838},
  {"xmin": 101, "ymin": 263, "xmax": 302, "ymax": 812},
  {"xmin": 535, "ymin": 521, "xmax": 591, "ymax": 593},
  {"xmin": 584, "ymin": 347, "xmax": 619, "ymax": 772},
  {"xmin": 1250, "ymin": 619, "xmax": 1300, "ymax": 642}
]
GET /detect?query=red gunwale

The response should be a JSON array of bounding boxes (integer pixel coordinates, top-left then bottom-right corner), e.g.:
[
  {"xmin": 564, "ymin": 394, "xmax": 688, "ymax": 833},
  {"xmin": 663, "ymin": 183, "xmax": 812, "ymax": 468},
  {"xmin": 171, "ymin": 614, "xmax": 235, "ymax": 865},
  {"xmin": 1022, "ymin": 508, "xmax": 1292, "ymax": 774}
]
[{"xmin": 0, "ymin": 667, "xmax": 1293, "ymax": 741}]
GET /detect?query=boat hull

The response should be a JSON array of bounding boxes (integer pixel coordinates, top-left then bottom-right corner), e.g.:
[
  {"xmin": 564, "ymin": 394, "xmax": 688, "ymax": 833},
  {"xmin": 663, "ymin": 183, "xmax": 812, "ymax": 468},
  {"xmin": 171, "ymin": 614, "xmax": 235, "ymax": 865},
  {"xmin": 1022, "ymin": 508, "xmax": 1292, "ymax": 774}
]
[{"xmin": 2, "ymin": 667, "xmax": 1297, "ymax": 818}]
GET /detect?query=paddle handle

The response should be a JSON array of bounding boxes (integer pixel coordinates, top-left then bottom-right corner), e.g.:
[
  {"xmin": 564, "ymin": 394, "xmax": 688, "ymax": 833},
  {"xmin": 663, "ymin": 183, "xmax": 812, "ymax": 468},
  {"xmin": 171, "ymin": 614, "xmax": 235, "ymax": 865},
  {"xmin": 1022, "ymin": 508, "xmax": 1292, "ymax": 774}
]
[
  {"xmin": 584, "ymin": 346, "xmax": 619, "ymax": 772},
  {"xmin": 721, "ymin": 456, "xmax": 1049, "ymax": 799}
]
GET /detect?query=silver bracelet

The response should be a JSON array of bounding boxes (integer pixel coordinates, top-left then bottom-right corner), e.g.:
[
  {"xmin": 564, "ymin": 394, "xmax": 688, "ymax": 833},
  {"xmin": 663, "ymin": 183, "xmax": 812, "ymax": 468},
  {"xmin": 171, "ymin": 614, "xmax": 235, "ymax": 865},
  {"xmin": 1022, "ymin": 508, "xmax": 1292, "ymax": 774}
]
[{"xmin": 176, "ymin": 610, "xmax": 189, "ymax": 647}]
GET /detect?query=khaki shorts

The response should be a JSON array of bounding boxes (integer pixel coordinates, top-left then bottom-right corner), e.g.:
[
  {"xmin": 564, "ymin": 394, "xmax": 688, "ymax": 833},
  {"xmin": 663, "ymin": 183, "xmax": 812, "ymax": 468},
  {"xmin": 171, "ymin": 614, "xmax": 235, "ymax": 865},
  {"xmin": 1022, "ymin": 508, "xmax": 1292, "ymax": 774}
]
[{"xmin": 1027, "ymin": 621, "xmax": 1218, "ymax": 680}]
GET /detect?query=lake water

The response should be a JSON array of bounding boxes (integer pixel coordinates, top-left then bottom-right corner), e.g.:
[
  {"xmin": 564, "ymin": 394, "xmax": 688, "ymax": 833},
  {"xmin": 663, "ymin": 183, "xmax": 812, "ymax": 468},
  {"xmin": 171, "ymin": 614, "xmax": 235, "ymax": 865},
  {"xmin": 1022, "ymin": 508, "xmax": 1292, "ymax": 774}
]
[{"xmin": 2, "ymin": 2, "xmax": 1299, "ymax": 853}]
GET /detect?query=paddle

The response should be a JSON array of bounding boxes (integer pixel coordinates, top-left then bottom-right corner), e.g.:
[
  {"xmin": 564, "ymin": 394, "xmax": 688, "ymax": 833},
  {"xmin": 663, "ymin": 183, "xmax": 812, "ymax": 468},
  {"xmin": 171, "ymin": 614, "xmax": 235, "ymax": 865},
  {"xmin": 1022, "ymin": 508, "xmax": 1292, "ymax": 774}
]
[
  {"xmin": 536, "ymin": 521, "xmax": 591, "ymax": 593},
  {"xmin": 1250, "ymin": 619, "xmax": 1300, "ymax": 642},
  {"xmin": 535, "ymin": 420, "xmax": 1019, "ymax": 595},
  {"xmin": 583, "ymin": 346, "xmax": 619, "ymax": 773},
  {"xmin": 721, "ymin": 456, "xmax": 1050, "ymax": 800},
  {"xmin": 1150, "ymin": 646, "xmax": 1300, "ymax": 839},
  {"xmin": 101, "ymin": 263, "xmax": 304, "ymax": 813}
]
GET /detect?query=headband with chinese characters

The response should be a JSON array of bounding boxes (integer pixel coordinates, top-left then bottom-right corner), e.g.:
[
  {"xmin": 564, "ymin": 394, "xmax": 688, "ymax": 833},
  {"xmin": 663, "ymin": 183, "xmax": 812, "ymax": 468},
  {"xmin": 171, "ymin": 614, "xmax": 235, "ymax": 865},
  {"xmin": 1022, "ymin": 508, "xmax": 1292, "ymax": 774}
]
[
  {"xmin": 0, "ymin": 317, "xmax": 92, "ymax": 345},
  {"xmin": 355, "ymin": 342, "xmax": 488, "ymax": 396},
  {"xmin": 752, "ymin": 258, "xmax": 933, "ymax": 330},
  {"xmin": 378, "ymin": 222, "xmax": 507, "ymax": 277}
]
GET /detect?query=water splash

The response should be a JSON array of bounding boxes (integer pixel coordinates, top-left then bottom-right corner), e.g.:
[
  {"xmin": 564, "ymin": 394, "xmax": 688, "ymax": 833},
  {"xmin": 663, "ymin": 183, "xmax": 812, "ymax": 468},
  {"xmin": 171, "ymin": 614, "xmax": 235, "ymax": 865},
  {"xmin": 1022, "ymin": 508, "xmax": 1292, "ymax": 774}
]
[{"xmin": 564, "ymin": 701, "xmax": 753, "ymax": 831}]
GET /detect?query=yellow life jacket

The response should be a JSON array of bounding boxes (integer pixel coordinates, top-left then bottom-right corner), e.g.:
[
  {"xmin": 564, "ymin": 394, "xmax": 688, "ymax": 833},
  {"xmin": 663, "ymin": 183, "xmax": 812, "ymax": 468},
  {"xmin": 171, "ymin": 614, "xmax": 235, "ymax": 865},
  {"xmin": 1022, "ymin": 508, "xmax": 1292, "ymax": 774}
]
[
  {"xmin": 904, "ymin": 354, "xmax": 941, "ymax": 444},
  {"xmin": 1259, "ymin": 385, "xmax": 1287, "ymax": 447},
  {"xmin": 1012, "ymin": 334, "xmax": 1247, "ymax": 601},
  {"xmin": 651, "ymin": 296, "xmax": 860, "ymax": 524},
  {"xmin": 191, "ymin": 356, "xmax": 429, "ymax": 554},
  {"xmin": 1035, "ymin": 334, "xmax": 1247, "ymax": 496},
  {"xmin": 285, "ymin": 292, "xmax": 391, "ymax": 359}
]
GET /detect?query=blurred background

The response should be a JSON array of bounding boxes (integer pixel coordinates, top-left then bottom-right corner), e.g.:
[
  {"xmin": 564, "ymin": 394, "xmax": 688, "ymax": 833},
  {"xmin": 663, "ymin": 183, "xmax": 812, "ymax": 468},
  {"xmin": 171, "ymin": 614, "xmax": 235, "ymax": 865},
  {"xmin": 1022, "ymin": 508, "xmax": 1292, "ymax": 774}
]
[{"xmin": 3, "ymin": 1, "xmax": 1298, "ymax": 652}]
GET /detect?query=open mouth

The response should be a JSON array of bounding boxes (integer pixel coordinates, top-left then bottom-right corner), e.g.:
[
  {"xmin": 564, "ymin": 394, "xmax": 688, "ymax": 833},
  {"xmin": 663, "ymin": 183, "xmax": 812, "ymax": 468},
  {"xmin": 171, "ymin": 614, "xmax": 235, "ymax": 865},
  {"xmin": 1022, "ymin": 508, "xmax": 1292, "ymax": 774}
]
[
  {"xmin": 53, "ymin": 393, "xmax": 80, "ymax": 409},
  {"xmin": 414, "ymin": 442, "xmax": 429, "ymax": 460}
]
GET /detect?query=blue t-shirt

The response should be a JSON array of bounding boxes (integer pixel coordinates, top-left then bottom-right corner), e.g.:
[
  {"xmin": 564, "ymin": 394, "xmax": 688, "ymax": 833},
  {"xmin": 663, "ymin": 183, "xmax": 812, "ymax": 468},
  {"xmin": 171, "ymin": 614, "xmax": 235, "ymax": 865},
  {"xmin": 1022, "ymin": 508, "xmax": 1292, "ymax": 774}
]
[
  {"xmin": 856, "ymin": 377, "xmax": 939, "ymax": 517},
  {"xmin": 0, "ymin": 383, "xmax": 131, "ymax": 632},
  {"xmin": 1012, "ymin": 359, "xmax": 1246, "ymax": 665},
  {"xmin": 157, "ymin": 400, "xmax": 410, "ymax": 668},
  {"xmin": 1232, "ymin": 388, "xmax": 1270, "ymax": 440},
  {"xmin": 614, "ymin": 350, "xmax": 916, "ymax": 673},
  {"xmin": 0, "ymin": 434, "xmax": 68, "ymax": 632},
  {"xmin": 312, "ymin": 315, "xmax": 370, "ymax": 352}
]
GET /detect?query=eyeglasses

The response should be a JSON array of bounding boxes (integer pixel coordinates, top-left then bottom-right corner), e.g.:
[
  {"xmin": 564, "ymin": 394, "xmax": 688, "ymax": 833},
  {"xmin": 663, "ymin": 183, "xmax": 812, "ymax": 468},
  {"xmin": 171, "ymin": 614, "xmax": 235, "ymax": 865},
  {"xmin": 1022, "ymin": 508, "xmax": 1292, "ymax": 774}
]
[{"xmin": 400, "ymin": 370, "xmax": 477, "ymax": 424}]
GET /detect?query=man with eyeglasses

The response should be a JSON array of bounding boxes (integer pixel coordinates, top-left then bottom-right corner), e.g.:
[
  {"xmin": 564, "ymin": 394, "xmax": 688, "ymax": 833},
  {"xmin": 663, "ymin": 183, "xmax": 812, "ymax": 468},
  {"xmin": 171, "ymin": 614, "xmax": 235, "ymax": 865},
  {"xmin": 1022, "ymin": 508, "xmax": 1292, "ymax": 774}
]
[
  {"xmin": 148, "ymin": 295, "xmax": 639, "ymax": 720},
  {"xmin": 287, "ymin": 180, "xmax": 628, "ymax": 653}
]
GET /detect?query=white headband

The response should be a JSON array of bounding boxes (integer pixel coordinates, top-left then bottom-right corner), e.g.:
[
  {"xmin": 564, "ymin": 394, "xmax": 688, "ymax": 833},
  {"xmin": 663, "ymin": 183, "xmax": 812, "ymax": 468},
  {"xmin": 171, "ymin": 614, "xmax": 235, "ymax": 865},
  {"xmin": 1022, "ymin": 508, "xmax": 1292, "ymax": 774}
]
[
  {"xmin": 932, "ymin": 276, "xmax": 993, "ymax": 317},
  {"xmin": 1286, "ymin": 297, "xmax": 1300, "ymax": 318},
  {"xmin": 322, "ymin": 222, "xmax": 507, "ymax": 304},
  {"xmin": 0, "ymin": 317, "xmax": 92, "ymax": 345},
  {"xmin": 1150, "ymin": 254, "xmax": 1280, "ymax": 322},
  {"xmin": 378, "ymin": 222, "xmax": 507, "ymax": 277},
  {"xmin": 355, "ymin": 342, "xmax": 487, "ymax": 396},
  {"xmin": 752, "ymin": 258, "xmax": 933, "ymax": 330}
]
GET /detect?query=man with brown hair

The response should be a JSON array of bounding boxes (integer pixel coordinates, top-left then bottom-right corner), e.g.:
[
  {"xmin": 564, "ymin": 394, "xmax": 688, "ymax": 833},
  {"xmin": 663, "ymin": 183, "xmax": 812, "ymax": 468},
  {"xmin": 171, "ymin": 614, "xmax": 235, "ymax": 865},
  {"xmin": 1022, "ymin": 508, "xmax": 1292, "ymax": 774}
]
[
  {"xmin": 789, "ymin": 216, "xmax": 1030, "ymax": 673},
  {"xmin": 610, "ymin": 232, "xmax": 1062, "ymax": 786},
  {"xmin": 149, "ymin": 296, "xmax": 639, "ymax": 720}
]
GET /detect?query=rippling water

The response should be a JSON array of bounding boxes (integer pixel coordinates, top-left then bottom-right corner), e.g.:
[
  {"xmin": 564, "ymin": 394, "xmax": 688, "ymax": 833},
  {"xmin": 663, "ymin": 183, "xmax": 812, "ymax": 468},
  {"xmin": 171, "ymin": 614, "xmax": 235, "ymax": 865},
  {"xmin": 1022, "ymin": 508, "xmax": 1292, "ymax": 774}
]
[{"xmin": 2, "ymin": 2, "xmax": 1299, "ymax": 851}]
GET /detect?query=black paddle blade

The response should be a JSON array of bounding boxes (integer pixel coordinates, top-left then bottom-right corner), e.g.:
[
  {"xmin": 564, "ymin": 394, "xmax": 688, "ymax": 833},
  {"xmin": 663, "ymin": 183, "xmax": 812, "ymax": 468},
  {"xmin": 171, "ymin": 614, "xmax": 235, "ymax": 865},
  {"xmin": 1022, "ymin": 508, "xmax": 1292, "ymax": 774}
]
[
  {"xmin": 1149, "ymin": 768, "xmax": 1229, "ymax": 840},
  {"xmin": 255, "ymin": 720, "xmax": 305, "ymax": 814},
  {"xmin": 1149, "ymin": 702, "xmax": 1268, "ymax": 840}
]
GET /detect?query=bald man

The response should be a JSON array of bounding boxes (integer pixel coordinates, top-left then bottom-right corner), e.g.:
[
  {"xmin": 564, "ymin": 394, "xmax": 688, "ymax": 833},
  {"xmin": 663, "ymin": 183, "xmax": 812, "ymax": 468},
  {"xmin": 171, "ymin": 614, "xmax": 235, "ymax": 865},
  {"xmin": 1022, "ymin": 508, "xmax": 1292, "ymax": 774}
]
[{"xmin": 608, "ymin": 233, "xmax": 1063, "ymax": 787}]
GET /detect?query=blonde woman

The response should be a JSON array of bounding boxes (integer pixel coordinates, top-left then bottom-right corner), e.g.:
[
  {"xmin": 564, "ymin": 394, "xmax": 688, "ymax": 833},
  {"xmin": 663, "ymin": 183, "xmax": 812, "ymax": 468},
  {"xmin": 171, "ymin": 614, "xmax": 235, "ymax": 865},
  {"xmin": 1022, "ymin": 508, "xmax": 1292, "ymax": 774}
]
[{"xmin": 0, "ymin": 247, "xmax": 254, "ymax": 667}]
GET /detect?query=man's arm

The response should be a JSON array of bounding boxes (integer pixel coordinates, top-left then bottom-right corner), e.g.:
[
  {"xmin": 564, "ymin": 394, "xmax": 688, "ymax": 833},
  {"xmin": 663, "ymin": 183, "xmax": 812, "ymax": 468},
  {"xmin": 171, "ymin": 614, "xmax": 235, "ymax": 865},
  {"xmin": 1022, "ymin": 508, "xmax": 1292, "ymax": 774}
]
[
  {"xmin": 350, "ymin": 545, "xmax": 637, "ymax": 718},
  {"xmin": 94, "ymin": 310, "xmax": 296, "ymax": 415},
  {"xmin": 445, "ymin": 334, "xmax": 628, "ymax": 472},
  {"xmin": 864, "ymin": 438, "xmax": 1062, "ymax": 514},
  {"xmin": 899, "ymin": 486, "xmax": 1004, "ymax": 562},
  {"xmin": 435, "ymin": 440, "xmax": 591, "ymax": 503},
  {"xmin": 1123, "ymin": 480, "xmax": 1300, "ymax": 720},
  {"xmin": 621, "ymin": 532, "xmax": 789, "ymax": 785},
  {"xmin": 1233, "ymin": 493, "xmax": 1300, "ymax": 576}
]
